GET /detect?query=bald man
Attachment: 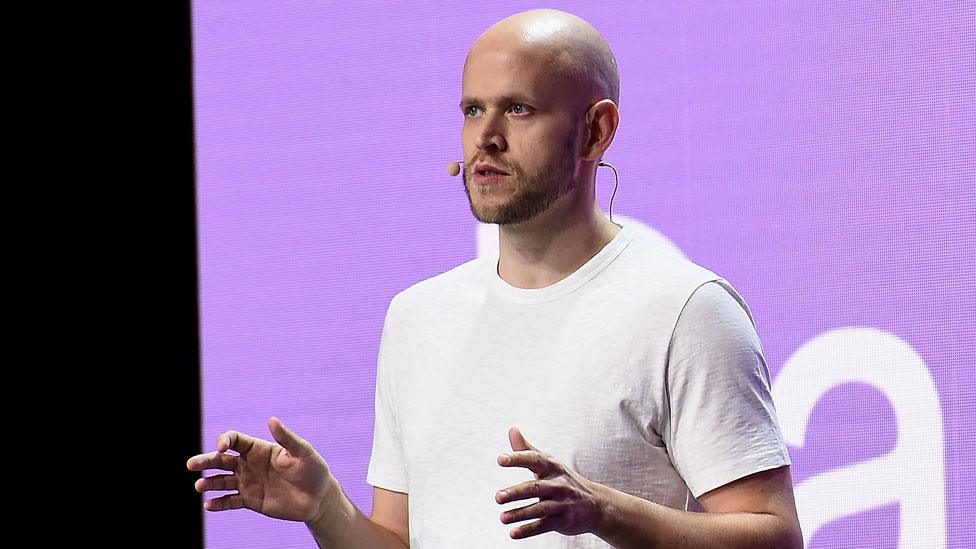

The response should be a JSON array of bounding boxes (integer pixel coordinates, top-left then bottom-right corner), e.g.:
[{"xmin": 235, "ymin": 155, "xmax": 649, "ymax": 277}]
[{"xmin": 188, "ymin": 9, "xmax": 802, "ymax": 548}]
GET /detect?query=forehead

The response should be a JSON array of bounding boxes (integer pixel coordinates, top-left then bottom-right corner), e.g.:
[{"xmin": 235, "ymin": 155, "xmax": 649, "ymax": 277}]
[{"xmin": 461, "ymin": 43, "xmax": 561, "ymax": 102}]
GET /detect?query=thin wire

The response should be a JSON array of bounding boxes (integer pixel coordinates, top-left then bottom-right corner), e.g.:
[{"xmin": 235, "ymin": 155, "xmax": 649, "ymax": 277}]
[{"xmin": 598, "ymin": 160, "xmax": 620, "ymax": 225}]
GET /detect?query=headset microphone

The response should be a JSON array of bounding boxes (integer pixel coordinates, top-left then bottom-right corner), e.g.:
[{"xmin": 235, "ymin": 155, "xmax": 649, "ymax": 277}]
[
  {"xmin": 598, "ymin": 160, "xmax": 620, "ymax": 225},
  {"xmin": 447, "ymin": 159, "xmax": 620, "ymax": 223}
]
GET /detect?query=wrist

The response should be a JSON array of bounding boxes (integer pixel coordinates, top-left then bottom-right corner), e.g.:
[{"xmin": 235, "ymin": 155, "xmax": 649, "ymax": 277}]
[
  {"xmin": 589, "ymin": 481, "xmax": 666, "ymax": 549},
  {"xmin": 306, "ymin": 475, "xmax": 343, "ymax": 530},
  {"xmin": 589, "ymin": 480, "xmax": 620, "ymax": 540}
]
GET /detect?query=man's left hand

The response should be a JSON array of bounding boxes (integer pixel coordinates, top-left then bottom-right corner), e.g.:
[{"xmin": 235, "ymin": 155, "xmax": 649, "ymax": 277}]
[{"xmin": 495, "ymin": 427, "xmax": 605, "ymax": 540}]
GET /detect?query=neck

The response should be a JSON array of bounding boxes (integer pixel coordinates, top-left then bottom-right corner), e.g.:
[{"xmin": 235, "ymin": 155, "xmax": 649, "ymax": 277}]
[{"xmin": 496, "ymin": 190, "xmax": 621, "ymax": 289}]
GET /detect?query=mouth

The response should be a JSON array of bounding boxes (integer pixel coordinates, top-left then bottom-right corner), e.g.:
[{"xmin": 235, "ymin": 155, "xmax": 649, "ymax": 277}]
[{"xmin": 472, "ymin": 164, "xmax": 510, "ymax": 184}]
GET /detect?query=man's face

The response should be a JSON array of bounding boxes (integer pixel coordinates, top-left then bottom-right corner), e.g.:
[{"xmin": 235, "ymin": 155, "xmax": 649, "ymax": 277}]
[{"xmin": 460, "ymin": 41, "xmax": 584, "ymax": 225}]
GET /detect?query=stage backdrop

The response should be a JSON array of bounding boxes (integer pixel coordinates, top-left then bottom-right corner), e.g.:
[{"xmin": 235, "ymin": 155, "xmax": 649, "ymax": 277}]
[{"xmin": 193, "ymin": 1, "xmax": 974, "ymax": 547}]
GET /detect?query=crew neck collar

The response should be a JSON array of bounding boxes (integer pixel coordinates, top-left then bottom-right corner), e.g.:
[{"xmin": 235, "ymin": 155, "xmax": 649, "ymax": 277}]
[{"xmin": 487, "ymin": 225, "xmax": 635, "ymax": 304}]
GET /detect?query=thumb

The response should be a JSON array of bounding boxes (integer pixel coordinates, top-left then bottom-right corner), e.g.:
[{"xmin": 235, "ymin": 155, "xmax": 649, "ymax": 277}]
[
  {"xmin": 508, "ymin": 426, "xmax": 536, "ymax": 452},
  {"xmin": 268, "ymin": 417, "xmax": 311, "ymax": 458}
]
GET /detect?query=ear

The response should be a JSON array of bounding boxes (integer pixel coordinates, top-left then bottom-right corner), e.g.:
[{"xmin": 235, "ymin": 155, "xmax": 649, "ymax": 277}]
[{"xmin": 581, "ymin": 99, "xmax": 620, "ymax": 162}]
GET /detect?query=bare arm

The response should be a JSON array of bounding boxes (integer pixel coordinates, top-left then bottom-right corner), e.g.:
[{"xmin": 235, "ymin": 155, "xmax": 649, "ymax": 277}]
[
  {"xmin": 304, "ymin": 486, "xmax": 408, "ymax": 549},
  {"xmin": 591, "ymin": 466, "xmax": 802, "ymax": 548},
  {"xmin": 496, "ymin": 428, "xmax": 802, "ymax": 548}
]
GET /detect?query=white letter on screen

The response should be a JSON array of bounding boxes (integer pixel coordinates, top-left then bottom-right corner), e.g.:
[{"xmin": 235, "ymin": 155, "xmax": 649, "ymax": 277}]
[{"xmin": 772, "ymin": 327, "xmax": 945, "ymax": 548}]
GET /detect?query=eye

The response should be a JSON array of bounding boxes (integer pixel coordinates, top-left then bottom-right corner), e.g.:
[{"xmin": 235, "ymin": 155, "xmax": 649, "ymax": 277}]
[
  {"xmin": 463, "ymin": 105, "xmax": 483, "ymax": 117},
  {"xmin": 510, "ymin": 103, "xmax": 529, "ymax": 115}
]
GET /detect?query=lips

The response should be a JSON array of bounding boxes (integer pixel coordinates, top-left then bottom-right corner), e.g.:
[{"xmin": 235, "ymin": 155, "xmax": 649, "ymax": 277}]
[
  {"xmin": 474, "ymin": 164, "xmax": 510, "ymax": 176},
  {"xmin": 472, "ymin": 163, "xmax": 511, "ymax": 184}
]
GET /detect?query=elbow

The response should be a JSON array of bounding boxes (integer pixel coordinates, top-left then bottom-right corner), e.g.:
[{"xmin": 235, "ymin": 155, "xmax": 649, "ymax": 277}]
[
  {"xmin": 791, "ymin": 528, "xmax": 804, "ymax": 549},
  {"xmin": 780, "ymin": 518, "xmax": 803, "ymax": 549},
  {"xmin": 757, "ymin": 514, "xmax": 803, "ymax": 549}
]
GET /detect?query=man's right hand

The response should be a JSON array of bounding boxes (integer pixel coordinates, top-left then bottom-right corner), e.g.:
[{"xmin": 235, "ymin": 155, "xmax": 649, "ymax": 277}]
[{"xmin": 186, "ymin": 417, "xmax": 334, "ymax": 524}]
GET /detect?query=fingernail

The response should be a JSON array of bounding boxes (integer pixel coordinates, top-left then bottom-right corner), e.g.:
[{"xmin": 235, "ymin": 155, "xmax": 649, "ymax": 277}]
[
  {"xmin": 497, "ymin": 490, "xmax": 507, "ymax": 501},
  {"xmin": 499, "ymin": 454, "xmax": 510, "ymax": 465}
]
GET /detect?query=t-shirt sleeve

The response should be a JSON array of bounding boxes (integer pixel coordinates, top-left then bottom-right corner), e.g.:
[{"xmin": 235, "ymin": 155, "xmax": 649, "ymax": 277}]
[
  {"xmin": 663, "ymin": 280, "xmax": 790, "ymax": 498},
  {"xmin": 365, "ymin": 308, "xmax": 409, "ymax": 494}
]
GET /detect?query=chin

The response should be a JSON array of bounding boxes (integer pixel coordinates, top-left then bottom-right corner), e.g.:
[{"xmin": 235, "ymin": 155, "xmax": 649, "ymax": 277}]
[
  {"xmin": 470, "ymin": 207, "xmax": 504, "ymax": 224},
  {"xmin": 468, "ymin": 195, "xmax": 508, "ymax": 221}
]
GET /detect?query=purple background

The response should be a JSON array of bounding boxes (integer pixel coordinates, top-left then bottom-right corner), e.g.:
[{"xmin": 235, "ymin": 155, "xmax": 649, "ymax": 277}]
[{"xmin": 193, "ymin": 1, "xmax": 974, "ymax": 547}]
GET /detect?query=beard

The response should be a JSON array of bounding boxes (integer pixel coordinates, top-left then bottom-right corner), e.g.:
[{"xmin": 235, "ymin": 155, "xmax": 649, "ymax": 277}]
[{"xmin": 463, "ymin": 132, "xmax": 579, "ymax": 225}]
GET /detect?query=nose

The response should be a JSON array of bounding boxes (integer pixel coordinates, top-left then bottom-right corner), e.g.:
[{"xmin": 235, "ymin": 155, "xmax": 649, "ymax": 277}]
[{"xmin": 474, "ymin": 115, "xmax": 507, "ymax": 152}]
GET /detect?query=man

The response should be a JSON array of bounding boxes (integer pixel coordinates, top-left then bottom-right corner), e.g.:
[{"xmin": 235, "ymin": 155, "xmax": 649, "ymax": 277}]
[{"xmin": 188, "ymin": 9, "xmax": 802, "ymax": 548}]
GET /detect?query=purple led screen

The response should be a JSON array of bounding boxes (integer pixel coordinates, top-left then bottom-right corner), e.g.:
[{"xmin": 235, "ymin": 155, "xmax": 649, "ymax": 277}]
[{"xmin": 193, "ymin": 2, "xmax": 974, "ymax": 547}]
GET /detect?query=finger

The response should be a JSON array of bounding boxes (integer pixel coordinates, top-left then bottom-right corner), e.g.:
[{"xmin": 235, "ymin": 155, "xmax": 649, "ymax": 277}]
[
  {"xmin": 187, "ymin": 451, "xmax": 239, "ymax": 472},
  {"xmin": 510, "ymin": 515, "xmax": 562, "ymax": 540},
  {"xmin": 496, "ymin": 478, "xmax": 562, "ymax": 505},
  {"xmin": 508, "ymin": 426, "xmax": 537, "ymax": 452},
  {"xmin": 497, "ymin": 450, "xmax": 551, "ymax": 477},
  {"xmin": 268, "ymin": 417, "xmax": 311, "ymax": 458},
  {"xmin": 500, "ymin": 500, "xmax": 555, "ymax": 525},
  {"xmin": 195, "ymin": 473, "xmax": 239, "ymax": 493},
  {"xmin": 204, "ymin": 493, "xmax": 246, "ymax": 512},
  {"xmin": 218, "ymin": 430, "xmax": 257, "ymax": 455}
]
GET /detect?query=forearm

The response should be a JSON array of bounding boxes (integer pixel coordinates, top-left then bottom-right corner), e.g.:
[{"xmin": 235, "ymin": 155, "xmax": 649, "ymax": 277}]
[
  {"xmin": 591, "ymin": 483, "xmax": 802, "ymax": 549},
  {"xmin": 305, "ymin": 478, "xmax": 408, "ymax": 549}
]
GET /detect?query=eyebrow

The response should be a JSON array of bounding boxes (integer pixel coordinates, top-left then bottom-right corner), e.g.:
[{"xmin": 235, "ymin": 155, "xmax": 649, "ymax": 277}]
[{"xmin": 459, "ymin": 94, "xmax": 538, "ymax": 108}]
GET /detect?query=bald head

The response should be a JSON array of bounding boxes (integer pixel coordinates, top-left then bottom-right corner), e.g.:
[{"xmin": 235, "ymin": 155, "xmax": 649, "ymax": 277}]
[
  {"xmin": 459, "ymin": 10, "xmax": 621, "ymax": 226},
  {"xmin": 468, "ymin": 9, "xmax": 620, "ymax": 106}
]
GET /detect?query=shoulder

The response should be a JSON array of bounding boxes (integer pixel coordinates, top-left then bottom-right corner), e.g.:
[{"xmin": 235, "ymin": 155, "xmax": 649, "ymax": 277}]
[
  {"xmin": 386, "ymin": 257, "xmax": 489, "ymax": 318},
  {"xmin": 623, "ymin": 234, "xmax": 716, "ymax": 279},
  {"xmin": 678, "ymin": 279, "xmax": 757, "ymax": 331},
  {"xmin": 605, "ymin": 232, "xmax": 726, "ymax": 305},
  {"xmin": 668, "ymin": 280, "xmax": 765, "ymax": 382}
]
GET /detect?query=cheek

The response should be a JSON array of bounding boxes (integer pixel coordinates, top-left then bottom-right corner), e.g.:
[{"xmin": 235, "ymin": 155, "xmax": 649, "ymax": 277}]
[
  {"xmin": 519, "ymin": 130, "xmax": 557, "ymax": 161},
  {"xmin": 460, "ymin": 123, "xmax": 477, "ymax": 155}
]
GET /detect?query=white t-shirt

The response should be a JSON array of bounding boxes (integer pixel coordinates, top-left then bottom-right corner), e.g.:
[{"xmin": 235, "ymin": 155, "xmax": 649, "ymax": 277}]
[{"xmin": 367, "ymin": 225, "xmax": 790, "ymax": 548}]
